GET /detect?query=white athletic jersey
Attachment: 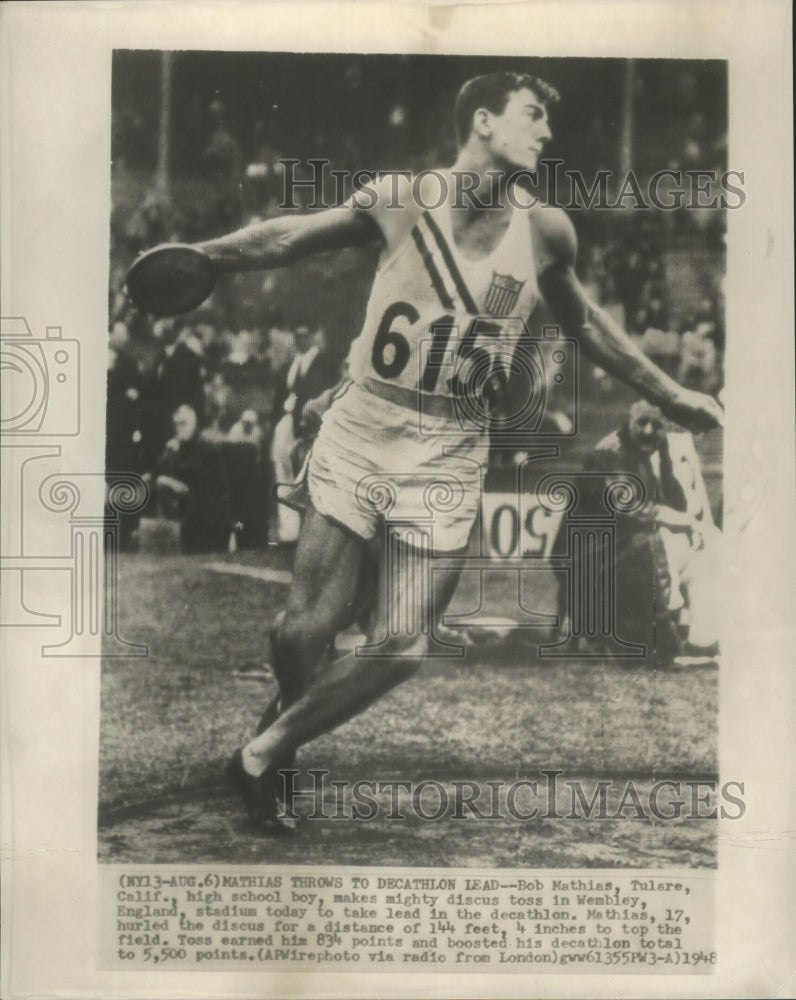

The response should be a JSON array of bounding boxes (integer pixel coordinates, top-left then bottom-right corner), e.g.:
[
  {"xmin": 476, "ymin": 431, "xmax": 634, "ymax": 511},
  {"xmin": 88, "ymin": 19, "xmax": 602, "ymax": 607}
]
[{"xmin": 347, "ymin": 177, "xmax": 540, "ymax": 407}]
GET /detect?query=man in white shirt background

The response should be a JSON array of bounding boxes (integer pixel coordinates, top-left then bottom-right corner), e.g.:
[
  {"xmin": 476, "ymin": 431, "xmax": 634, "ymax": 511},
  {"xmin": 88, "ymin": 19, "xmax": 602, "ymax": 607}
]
[{"xmin": 270, "ymin": 325, "xmax": 338, "ymax": 542}]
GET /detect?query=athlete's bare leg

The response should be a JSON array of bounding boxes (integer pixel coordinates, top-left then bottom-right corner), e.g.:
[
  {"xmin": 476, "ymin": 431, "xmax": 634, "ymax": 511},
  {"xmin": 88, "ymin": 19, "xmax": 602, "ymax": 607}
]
[
  {"xmin": 268, "ymin": 502, "xmax": 365, "ymax": 708},
  {"xmin": 226, "ymin": 502, "xmax": 366, "ymax": 826},
  {"xmin": 241, "ymin": 513, "xmax": 462, "ymax": 776}
]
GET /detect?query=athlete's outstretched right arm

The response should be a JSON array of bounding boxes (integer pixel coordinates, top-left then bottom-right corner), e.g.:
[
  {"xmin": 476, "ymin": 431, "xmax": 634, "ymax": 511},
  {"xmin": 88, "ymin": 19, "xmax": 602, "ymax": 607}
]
[{"xmin": 196, "ymin": 205, "xmax": 379, "ymax": 273}]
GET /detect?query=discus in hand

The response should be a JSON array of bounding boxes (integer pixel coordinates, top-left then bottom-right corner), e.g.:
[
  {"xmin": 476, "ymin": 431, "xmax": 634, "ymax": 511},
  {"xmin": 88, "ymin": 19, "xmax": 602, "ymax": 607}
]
[{"xmin": 125, "ymin": 244, "xmax": 215, "ymax": 316}]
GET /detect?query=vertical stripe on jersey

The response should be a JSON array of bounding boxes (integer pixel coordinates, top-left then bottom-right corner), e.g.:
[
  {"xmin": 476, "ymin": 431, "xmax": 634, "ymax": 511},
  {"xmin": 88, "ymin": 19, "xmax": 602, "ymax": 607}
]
[
  {"xmin": 421, "ymin": 210, "xmax": 479, "ymax": 315},
  {"xmin": 410, "ymin": 225, "xmax": 456, "ymax": 311}
]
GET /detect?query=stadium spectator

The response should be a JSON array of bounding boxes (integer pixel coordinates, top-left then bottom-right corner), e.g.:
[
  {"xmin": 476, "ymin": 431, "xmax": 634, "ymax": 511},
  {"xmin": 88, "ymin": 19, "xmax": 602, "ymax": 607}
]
[
  {"xmin": 657, "ymin": 429, "xmax": 722, "ymax": 659},
  {"xmin": 140, "ymin": 319, "xmax": 207, "ymax": 466},
  {"xmin": 221, "ymin": 323, "xmax": 276, "ymax": 418},
  {"xmin": 678, "ymin": 299, "xmax": 721, "ymax": 394},
  {"xmin": 579, "ymin": 400, "xmax": 719, "ymax": 664},
  {"xmin": 203, "ymin": 370, "xmax": 237, "ymax": 438},
  {"xmin": 147, "ymin": 404, "xmax": 232, "ymax": 554},
  {"xmin": 228, "ymin": 408, "xmax": 265, "ymax": 452},
  {"xmin": 270, "ymin": 326, "xmax": 339, "ymax": 542},
  {"xmin": 106, "ymin": 322, "xmax": 143, "ymax": 473}
]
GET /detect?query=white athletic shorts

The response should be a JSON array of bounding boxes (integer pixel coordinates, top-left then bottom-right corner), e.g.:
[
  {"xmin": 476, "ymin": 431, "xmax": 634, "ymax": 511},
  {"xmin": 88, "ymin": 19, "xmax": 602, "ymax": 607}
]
[{"xmin": 307, "ymin": 380, "xmax": 485, "ymax": 552}]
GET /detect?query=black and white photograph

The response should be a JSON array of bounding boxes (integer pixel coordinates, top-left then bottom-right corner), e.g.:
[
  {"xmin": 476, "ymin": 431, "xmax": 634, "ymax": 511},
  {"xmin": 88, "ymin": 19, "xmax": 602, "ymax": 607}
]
[
  {"xmin": 101, "ymin": 50, "xmax": 729, "ymax": 867},
  {"xmin": 1, "ymin": 1, "xmax": 793, "ymax": 996}
]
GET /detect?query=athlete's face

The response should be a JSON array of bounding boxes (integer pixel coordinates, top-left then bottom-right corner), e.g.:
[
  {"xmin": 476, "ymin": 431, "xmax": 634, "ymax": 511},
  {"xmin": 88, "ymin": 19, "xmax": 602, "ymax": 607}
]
[{"xmin": 486, "ymin": 87, "xmax": 552, "ymax": 171}]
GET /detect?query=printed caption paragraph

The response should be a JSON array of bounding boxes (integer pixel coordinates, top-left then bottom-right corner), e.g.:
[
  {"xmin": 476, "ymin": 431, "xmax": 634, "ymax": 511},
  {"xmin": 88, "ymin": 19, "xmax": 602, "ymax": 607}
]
[{"xmin": 100, "ymin": 867, "xmax": 714, "ymax": 973}]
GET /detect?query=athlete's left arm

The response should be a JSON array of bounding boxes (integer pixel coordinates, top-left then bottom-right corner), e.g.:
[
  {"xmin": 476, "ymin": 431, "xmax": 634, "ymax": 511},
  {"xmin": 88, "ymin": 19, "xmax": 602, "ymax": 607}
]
[{"xmin": 534, "ymin": 207, "xmax": 723, "ymax": 433}]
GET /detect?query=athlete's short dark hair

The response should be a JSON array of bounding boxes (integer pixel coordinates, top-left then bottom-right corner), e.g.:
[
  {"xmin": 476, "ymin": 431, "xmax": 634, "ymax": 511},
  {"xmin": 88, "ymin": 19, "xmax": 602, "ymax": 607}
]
[{"xmin": 454, "ymin": 71, "xmax": 560, "ymax": 146}]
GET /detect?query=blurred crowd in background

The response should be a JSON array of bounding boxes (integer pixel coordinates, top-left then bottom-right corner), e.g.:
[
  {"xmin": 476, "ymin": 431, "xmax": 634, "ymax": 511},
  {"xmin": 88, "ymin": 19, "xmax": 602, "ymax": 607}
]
[{"xmin": 107, "ymin": 53, "xmax": 726, "ymax": 552}]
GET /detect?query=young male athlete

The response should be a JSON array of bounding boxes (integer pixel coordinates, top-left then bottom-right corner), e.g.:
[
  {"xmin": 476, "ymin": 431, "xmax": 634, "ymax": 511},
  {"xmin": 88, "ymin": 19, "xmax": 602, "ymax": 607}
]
[{"xmin": 146, "ymin": 72, "xmax": 723, "ymax": 831}]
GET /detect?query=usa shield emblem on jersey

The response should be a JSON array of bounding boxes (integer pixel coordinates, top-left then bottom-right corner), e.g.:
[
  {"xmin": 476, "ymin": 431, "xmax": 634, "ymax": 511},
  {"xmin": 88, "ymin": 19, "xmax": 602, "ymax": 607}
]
[{"xmin": 484, "ymin": 271, "xmax": 525, "ymax": 317}]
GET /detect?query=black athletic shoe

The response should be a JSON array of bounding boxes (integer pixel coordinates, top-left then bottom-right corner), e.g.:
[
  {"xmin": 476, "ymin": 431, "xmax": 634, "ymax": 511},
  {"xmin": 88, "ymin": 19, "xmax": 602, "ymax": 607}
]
[{"xmin": 225, "ymin": 749, "xmax": 296, "ymax": 835}]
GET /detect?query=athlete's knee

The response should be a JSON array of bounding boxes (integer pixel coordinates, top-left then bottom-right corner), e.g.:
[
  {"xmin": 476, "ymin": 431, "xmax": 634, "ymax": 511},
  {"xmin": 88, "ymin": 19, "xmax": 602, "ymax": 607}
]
[{"xmin": 272, "ymin": 605, "xmax": 335, "ymax": 657}]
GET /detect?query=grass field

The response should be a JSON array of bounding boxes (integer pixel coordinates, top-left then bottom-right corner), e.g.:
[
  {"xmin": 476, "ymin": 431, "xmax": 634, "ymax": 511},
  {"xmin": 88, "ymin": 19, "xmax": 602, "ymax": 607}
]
[{"xmin": 98, "ymin": 547, "xmax": 718, "ymax": 868}]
